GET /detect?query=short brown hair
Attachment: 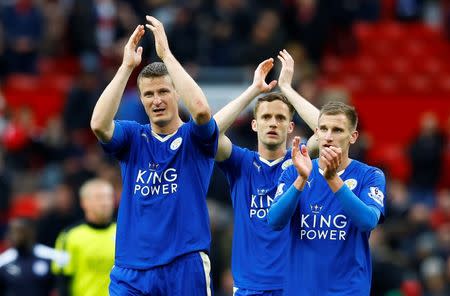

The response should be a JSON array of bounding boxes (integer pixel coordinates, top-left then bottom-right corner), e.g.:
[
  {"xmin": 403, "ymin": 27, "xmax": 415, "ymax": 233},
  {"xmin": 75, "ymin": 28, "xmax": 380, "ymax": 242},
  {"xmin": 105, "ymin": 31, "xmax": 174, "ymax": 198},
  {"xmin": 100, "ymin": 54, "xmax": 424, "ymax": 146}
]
[
  {"xmin": 137, "ymin": 62, "xmax": 170, "ymax": 94},
  {"xmin": 253, "ymin": 93, "xmax": 295, "ymax": 120},
  {"xmin": 319, "ymin": 101, "xmax": 358, "ymax": 130}
]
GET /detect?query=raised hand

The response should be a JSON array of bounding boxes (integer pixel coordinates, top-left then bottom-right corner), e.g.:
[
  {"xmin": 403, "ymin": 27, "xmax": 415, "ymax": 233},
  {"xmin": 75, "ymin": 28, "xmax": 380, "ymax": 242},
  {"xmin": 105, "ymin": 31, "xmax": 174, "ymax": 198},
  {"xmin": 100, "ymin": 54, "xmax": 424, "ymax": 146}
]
[
  {"xmin": 291, "ymin": 136, "xmax": 312, "ymax": 179},
  {"xmin": 251, "ymin": 58, "xmax": 277, "ymax": 93},
  {"xmin": 320, "ymin": 146, "xmax": 342, "ymax": 180},
  {"xmin": 122, "ymin": 25, "xmax": 145, "ymax": 68},
  {"xmin": 145, "ymin": 15, "xmax": 171, "ymax": 61},
  {"xmin": 277, "ymin": 49, "xmax": 294, "ymax": 89}
]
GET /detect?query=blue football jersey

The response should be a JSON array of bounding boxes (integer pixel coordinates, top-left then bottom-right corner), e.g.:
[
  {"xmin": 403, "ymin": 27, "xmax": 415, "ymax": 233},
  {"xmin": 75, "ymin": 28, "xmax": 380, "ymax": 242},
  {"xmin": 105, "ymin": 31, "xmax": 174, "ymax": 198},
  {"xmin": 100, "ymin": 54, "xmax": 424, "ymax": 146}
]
[
  {"xmin": 218, "ymin": 145, "xmax": 292, "ymax": 290},
  {"xmin": 101, "ymin": 119, "xmax": 218, "ymax": 269},
  {"xmin": 277, "ymin": 159, "xmax": 386, "ymax": 296}
]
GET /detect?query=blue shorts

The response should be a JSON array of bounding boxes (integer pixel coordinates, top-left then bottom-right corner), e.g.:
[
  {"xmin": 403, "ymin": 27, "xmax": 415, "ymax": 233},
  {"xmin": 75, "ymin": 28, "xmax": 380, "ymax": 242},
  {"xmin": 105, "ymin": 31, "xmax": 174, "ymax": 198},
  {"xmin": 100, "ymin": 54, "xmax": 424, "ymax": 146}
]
[
  {"xmin": 233, "ymin": 288, "xmax": 283, "ymax": 296},
  {"xmin": 110, "ymin": 252, "xmax": 213, "ymax": 295}
]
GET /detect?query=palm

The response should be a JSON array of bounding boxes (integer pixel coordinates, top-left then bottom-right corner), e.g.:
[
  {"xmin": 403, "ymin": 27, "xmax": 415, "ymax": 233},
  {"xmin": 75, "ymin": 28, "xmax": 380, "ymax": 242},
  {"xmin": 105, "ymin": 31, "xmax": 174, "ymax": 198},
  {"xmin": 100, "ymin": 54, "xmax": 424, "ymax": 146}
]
[
  {"xmin": 277, "ymin": 49, "xmax": 294, "ymax": 88},
  {"xmin": 123, "ymin": 25, "xmax": 144, "ymax": 68},
  {"xmin": 253, "ymin": 58, "xmax": 277, "ymax": 93},
  {"xmin": 291, "ymin": 137, "xmax": 312, "ymax": 179}
]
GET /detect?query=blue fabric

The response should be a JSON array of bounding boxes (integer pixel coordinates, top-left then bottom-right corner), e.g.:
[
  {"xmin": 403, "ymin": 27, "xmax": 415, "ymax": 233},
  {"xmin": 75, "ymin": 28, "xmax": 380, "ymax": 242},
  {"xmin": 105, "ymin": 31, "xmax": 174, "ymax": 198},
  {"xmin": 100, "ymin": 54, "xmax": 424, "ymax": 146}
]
[
  {"xmin": 109, "ymin": 252, "xmax": 213, "ymax": 295},
  {"xmin": 217, "ymin": 146, "xmax": 291, "ymax": 290},
  {"xmin": 101, "ymin": 120, "xmax": 218, "ymax": 269},
  {"xmin": 234, "ymin": 287, "xmax": 284, "ymax": 296},
  {"xmin": 276, "ymin": 159, "xmax": 386, "ymax": 295},
  {"xmin": 267, "ymin": 184, "xmax": 302, "ymax": 230},
  {"xmin": 192, "ymin": 117, "xmax": 217, "ymax": 140},
  {"xmin": 334, "ymin": 185, "xmax": 381, "ymax": 232}
]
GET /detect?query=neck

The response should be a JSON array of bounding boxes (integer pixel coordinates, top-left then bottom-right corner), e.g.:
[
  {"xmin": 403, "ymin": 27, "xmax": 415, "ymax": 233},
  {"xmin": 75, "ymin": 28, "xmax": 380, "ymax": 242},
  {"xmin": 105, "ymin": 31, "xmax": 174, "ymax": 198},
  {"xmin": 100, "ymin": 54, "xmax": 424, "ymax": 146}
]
[
  {"xmin": 258, "ymin": 143, "xmax": 286, "ymax": 160},
  {"xmin": 151, "ymin": 117, "xmax": 183, "ymax": 135}
]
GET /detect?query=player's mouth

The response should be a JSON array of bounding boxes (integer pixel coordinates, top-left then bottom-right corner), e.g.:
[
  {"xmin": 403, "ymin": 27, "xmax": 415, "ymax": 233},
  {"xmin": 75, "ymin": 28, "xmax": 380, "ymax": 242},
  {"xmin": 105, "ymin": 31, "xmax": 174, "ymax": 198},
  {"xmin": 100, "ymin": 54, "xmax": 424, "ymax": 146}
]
[
  {"xmin": 152, "ymin": 108, "xmax": 166, "ymax": 115},
  {"xmin": 266, "ymin": 131, "xmax": 278, "ymax": 137},
  {"xmin": 323, "ymin": 144, "xmax": 334, "ymax": 148}
]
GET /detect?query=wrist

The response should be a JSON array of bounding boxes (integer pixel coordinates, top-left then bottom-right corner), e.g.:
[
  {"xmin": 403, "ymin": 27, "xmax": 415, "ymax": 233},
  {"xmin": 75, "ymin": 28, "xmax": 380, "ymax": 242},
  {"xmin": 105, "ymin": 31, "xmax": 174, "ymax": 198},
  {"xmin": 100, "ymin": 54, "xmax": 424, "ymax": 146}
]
[
  {"xmin": 326, "ymin": 175, "xmax": 344, "ymax": 193},
  {"xmin": 160, "ymin": 50, "xmax": 174, "ymax": 63},
  {"xmin": 293, "ymin": 176, "xmax": 307, "ymax": 191},
  {"xmin": 247, "ymin": 84, "xmax": 261, "ymax": 97},
  {"xmin": 119, "ymin": 63, "xmax": 136, "ymax": 73},
  {"xmin": 279, "ymin": 84, "xmax": 293, "ymax": 92}
]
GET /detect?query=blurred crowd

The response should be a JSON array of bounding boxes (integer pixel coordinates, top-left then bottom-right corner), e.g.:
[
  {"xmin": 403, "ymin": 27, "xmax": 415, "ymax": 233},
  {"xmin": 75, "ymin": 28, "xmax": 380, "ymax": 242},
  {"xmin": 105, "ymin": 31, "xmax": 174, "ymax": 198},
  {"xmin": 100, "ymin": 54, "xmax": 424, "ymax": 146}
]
[{"xmin": 0, "ymin": 0, "xmax": 449, "ymax": 295}]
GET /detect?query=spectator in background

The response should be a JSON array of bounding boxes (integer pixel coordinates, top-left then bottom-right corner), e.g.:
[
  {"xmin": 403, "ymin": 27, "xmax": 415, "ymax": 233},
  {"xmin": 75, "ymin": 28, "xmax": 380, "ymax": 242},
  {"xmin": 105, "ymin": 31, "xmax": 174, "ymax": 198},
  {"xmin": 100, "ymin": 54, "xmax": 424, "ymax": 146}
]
[
  {"xmin": 0, "ymin": 150, "xmax": 11, "ymax": 234},
  {"xmin": 238, "ymin": 9, "xmax": 285, "ymax": 70},
  {"xmin": 283, "ymin": 0, "xmax": 330, "ymax": 65},
  {"xmin": 0, "ymin": 0, "xmax": 43, "ymax": 74},
  {"xmin": 200, "ymin": 0, "xmax": 253, "ymax": 65},
  {"xmin": 36, "ymin": 183, "xmax": 79, "ymax": 247},
  {"xmin": 0, "ymin": 217, "xmax": 66, "ymax": 296},
  {"xmin": 62, "ymin": 57, "xmax": 102, "ymax": 140},
  {"xmin": 408, "ymin": 112, "xmax": 445, "ymax": 207},
  {"xmin": 66, "ymin": 0, "xmax": 97, "ymax": 58},
  {"xmin": 396, "ymin": 0, "xmax": 425, "ymax": 21},
  {"xmin": 420, "ymin": 256, "xmax": 450, "ymax": 296},
  {"xmin": 53, "ymin": 178, "xmax": 116, "ymax": 296}
]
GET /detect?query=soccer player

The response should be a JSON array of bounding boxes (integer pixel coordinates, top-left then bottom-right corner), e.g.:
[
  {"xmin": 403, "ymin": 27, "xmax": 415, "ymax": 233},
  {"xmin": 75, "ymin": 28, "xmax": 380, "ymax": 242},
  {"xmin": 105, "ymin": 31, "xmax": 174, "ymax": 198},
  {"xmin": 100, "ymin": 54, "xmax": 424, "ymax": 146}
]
[
  {"xmin": 268, "ymin": 101, "xmax": 386, "ymax": 295},
  {"xmin": 214, "ymin": 50, "xmax": 319, "ymax": 295},
  {"xmin": 90, "ymin": 16, "xmax": 217, "ymax": 295},
  {"xmin": 53, "ymin": 178, "xmax": 116, "ymax": 296},
  {"xmin": 0, "ymin": 217, "xmax": 66, "ymax": 296}
]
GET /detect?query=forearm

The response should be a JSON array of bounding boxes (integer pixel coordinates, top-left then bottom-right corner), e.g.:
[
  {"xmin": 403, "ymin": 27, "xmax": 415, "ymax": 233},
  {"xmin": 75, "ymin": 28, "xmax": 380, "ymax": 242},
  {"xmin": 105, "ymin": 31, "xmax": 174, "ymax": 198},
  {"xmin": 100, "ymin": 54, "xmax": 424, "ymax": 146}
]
[
  {"xmin": 162, "ymin": 54, "xmax": 211, "ymax": 124},
  {"xmin": 331, "ymin": 180, "xmax": 380, "ymax": 232},
  {"xmin": 214, "ymin": 85, "xmax": 260, "ymax": 134},
  {"xmin": 91, "ymin": 65, "xmax": 134, "ymax": 141},
  {"xmin": 279, "ymin": 85, "xmax": 319, "ymax": 130},
  {"xmin": 268, "ymin": 176, "xmax": 306, "ymax": 229},
  {"xmin": 268, "ymin": 182, "xmax": 303, "ymax": 230}
]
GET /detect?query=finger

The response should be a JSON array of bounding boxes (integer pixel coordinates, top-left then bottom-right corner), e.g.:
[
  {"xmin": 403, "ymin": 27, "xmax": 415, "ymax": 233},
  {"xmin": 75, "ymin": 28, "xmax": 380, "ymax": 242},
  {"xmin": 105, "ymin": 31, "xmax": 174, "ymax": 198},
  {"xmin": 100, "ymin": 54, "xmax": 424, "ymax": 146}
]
[
  {"xmin": 136, "ymin": 46, "xmax": 143, "ymax": 56},
  {"xmin": 301, "ymin": 144, "xmax": 308, "ymax": 156},
  {"xmin": 127, "ymin": 25, "xmax": 143, "ymax": 46},
  {"xmin": 277, "ymin": 54, "xmax": 286, "ymax": 64},
  {"xmin": 267, "ymin": 80, "xmax": 277, "ymax": 89},
  {"xmin": 292, "ymin": 137, "xmax": 300, "ymax": 156},
  {"xmin": 283, "ymin": 49, "xmax": 293, "ymax": 60},
  {"xmin": 145, "ymin": 23, "xmax": 156, "ymax": 31},
  {"xmin": 261, "ymin": 58, "xmax": 274, "ymax": 69},
  {"xmin": 256, "ymin": 58, "xmax": 270, "ymax": 72},
  {"xmin": 146, "ymin": 15, "xmax": 160, "ymax": 25}
]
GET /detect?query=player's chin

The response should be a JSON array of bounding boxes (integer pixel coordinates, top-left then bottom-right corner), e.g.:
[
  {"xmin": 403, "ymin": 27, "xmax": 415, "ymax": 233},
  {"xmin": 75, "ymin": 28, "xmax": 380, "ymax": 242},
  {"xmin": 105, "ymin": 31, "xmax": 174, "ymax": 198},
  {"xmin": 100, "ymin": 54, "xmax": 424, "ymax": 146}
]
[{"xmin": 151, "ymin": 116, "xmax": 170, "ymax": 126}]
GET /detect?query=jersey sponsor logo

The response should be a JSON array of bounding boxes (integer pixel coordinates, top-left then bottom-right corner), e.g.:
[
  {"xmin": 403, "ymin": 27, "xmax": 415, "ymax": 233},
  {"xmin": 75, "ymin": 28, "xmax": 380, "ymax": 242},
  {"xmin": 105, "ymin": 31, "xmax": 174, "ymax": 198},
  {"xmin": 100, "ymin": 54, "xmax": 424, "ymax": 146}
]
[
  {"xmin": 281, "ymin": 159, "xmax": 293, "ymax": 170},
  {"xmin": 33, "ymin": 260, "xmax": 49, "ymax": 276},
  {"xmin": 344, "ymin": 178, "xmax": 357, "ymax": 190},
  {"xmin": 306, "ymin": 178, "xmax": 313, "ymax": 188},
  {"xmin": 134, "ymin": 166, "xmax": 178, "ymax": 197},
  {"xmin": 299, "ymin": 204, "xmax": 348, "ymax": 241},
  {"xmin": 310, "ymin": 204, "xmax": 323, "ymax": 214},
  {"xmin": 368, "ymin": 186, "xmax": 384, "ymax": 206},
  {"xmin": 149, "ymin": 162, "xmax": 160, "ymax": 171},
  {"xmin": 249, "ymin": 188, "xmax": 275, "ymax": 219},
  {"xmin": 170, "ymin": 137, "xmax": 182, "ymax": 150}
]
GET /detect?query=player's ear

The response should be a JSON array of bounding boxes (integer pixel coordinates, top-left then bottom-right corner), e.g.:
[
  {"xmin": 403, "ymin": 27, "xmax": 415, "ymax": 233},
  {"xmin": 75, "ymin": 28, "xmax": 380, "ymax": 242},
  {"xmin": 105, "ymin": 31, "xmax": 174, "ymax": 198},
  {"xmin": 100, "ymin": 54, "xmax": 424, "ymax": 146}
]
[
  {"xmin": 349, "ymin": 130, "xmax": 359, "ymax": 144},
  {"xmin": 251, "ymin": 119, "xmax": 257, "ymax": 132},
  {"xmin": 287, "ymin": 121, "xmax": 294, "ymax": 134}
]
